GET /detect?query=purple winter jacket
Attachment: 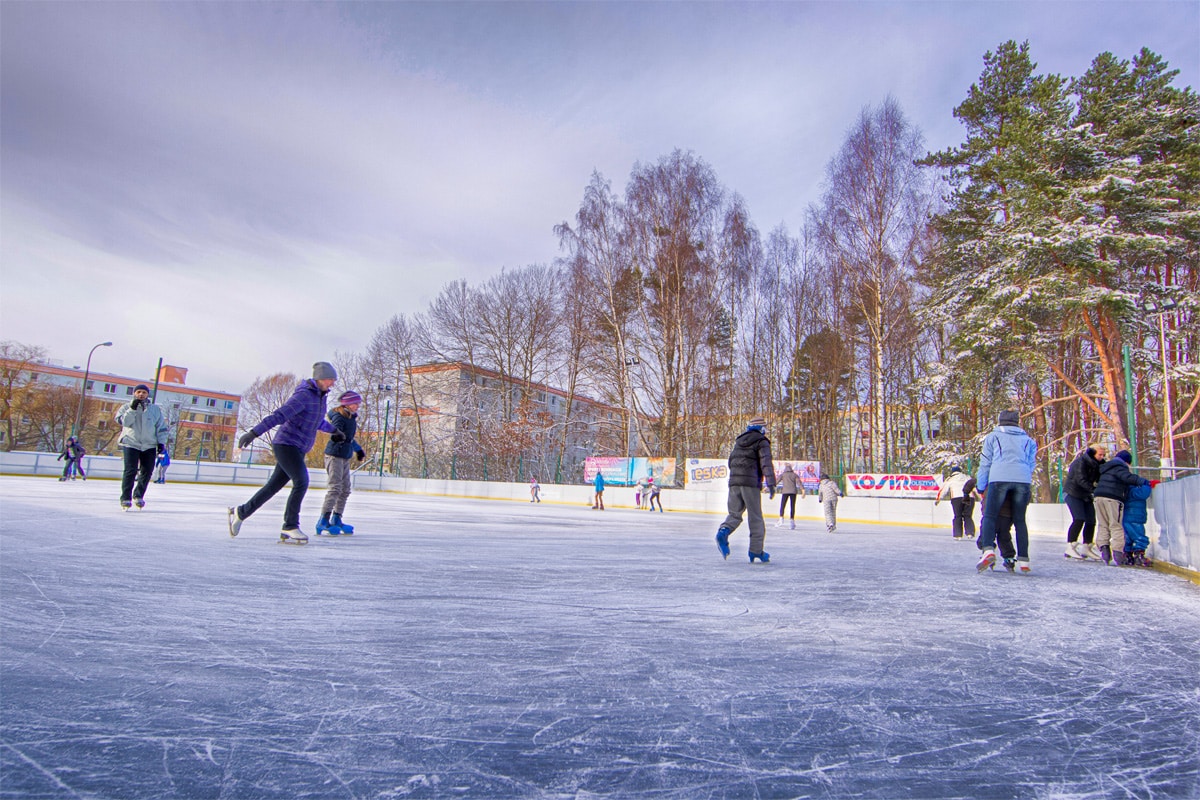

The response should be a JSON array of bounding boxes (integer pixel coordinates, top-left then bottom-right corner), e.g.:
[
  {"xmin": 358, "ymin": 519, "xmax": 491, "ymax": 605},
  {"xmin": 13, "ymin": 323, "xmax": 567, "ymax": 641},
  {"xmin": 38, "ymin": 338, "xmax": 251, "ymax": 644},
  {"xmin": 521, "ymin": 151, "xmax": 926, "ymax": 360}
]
[{"xmin": 251, "ymin": 379, "xmax": 335, "ymax": 453}]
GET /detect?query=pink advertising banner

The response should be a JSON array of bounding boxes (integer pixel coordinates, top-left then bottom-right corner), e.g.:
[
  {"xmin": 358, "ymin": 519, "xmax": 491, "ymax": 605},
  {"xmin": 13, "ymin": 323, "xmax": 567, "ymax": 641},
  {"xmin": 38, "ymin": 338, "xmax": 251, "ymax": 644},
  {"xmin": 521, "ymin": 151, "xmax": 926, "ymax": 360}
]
[{"xmin": 844, "ymin": 473, "xmax": 942, "ymax": 499}]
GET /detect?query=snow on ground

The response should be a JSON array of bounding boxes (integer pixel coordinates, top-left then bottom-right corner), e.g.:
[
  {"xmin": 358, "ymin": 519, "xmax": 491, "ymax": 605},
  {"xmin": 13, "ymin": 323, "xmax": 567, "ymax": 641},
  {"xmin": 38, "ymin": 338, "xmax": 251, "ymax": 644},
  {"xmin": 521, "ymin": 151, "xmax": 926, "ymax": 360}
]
[{"xmin": 1, "ymin": 475, "xmax": 1198, "ymax": 799}]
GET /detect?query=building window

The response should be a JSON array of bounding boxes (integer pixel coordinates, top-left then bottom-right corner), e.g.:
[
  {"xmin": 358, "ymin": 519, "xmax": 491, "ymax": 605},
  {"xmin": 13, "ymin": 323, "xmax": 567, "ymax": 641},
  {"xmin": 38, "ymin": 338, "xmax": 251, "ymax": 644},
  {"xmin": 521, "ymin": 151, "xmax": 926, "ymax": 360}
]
[
  {"xmin": 218, "ymin": 450, "xmax": 226, "ymax": 461},
  {"xmin": 186, "ymin": 430, "xmax": 194, "ymax": 440},
  {"xmin": 225, "ymin": 401, "xmax": 234, "ymax": 410},
  {"xmin": 126, "ymin": 386, "xmax": 134, "ymax": 395},
  {"xmin": 104, "ymin": 383, "xmax": 117, "ymax": 393},
  {"xmin": 191, "ymin": 396, "xmax": 198, "ymax": 405},
  {"xmin": 86, "ymin": 381, "xmax": 94, "ymax": 391},
  {"xmin": 205, "ymin": 415, "xmax": 213, "ymax": 424},
  {"xmin": 206, "ymin": 398, "xmax": 216, "ymax": 407}
]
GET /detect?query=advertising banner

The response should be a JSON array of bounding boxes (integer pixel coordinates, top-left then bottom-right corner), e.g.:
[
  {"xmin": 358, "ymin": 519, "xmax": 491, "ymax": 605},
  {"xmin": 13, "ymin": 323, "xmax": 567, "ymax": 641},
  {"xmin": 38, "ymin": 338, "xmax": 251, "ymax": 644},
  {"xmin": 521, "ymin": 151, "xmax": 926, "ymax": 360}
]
[
  {"xmin": 685, "ymin": 458, "xmax": 728, "ymax": 490},
  {"xmin": 845, "ymin": 473, "xmax": 941, "ymax": 499},
  {"xmin": 777, "ymin": 460, "xmax": 821, "ymax": 492},
  {"xmin": 584, "ymin": 457, "xmax": 676, "ymax": 487}
]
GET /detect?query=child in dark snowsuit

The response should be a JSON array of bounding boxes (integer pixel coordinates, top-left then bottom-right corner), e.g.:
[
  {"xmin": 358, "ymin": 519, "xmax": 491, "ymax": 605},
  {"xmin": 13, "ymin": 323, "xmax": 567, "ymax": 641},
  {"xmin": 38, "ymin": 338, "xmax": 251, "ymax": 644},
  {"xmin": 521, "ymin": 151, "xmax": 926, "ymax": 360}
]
[{"xmin": 1121, "ymin": 481, "xmax": 1155, "ymax": 567}]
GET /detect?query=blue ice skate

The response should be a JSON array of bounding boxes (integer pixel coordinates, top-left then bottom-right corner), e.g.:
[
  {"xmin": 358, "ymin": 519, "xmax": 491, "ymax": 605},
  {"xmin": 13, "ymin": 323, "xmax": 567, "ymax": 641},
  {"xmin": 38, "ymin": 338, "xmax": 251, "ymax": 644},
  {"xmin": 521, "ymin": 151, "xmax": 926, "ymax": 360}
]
[
  {"xmin": 716, "ymin": 526, "xmax": 732, "ymax": 559},
  {"xmin": 331, "ymin": 513, "xmax": 353, "ymax": 535},
  {"xmin": 315, "ymin": 514, "xmax": 342, "ymax": 536},
  {"xmin": 749, "ymin": 551, "xmax": 770, "ymax": 563}
]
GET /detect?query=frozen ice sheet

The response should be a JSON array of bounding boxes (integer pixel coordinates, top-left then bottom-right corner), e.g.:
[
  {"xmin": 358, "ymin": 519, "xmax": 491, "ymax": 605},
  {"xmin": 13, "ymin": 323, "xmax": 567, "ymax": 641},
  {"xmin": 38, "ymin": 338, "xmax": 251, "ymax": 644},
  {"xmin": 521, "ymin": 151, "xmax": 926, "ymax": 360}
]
[{"xmin": 1, "ymin": 476, "xmax": 1198, "ymax": 799}]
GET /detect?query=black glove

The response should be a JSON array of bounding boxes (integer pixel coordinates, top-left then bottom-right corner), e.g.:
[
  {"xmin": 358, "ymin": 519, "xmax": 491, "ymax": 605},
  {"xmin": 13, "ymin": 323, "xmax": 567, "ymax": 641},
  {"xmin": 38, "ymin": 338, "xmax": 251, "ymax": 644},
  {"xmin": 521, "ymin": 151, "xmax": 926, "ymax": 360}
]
[
  {"xmin": 330, "ymin": 431, "xmax": 347, "ymax": 443},
  {"xmin": 238, "ymin": 431, "xmax": 256, "ymax": 449},
  {"xmin": 768, "ymin": 485, "xmax": 776, "ymax": 499},
  {"xmin": 156, "ymin": 443, "xmax": 165, "ymax": 455},
  {"xmin": 130, "ymin": 398, "xmax": 143, "ymax": 411},
  {"xmin": 355, "ymin": 450, "xmax": 365, "ymax": 462}
]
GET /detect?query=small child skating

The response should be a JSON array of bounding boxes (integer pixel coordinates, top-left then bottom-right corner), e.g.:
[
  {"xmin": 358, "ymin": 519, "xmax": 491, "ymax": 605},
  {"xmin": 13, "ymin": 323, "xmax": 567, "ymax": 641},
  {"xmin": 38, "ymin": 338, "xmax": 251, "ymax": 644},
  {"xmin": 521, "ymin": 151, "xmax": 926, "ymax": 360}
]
[
  {"xmin": 818, "ymin": 473, "xmax": 842, "ymax": 533},
  {"xmin": 153, "ymin": 449, "xmax": 170, "ymax": 484},
  {"xmin": 317, "ymin": 390, "xmax": 366, "ymax": 536},
  {"xmin": 57, "ymin": 437, "xmax": 80, "ymax": 481},
  {"xmin": 592, "ymin": 470, "xmax": 605, "ymax": 510},
  {"xmin": 1121, "ymin": 481, "xmax": 1157, "ymax": 567}
]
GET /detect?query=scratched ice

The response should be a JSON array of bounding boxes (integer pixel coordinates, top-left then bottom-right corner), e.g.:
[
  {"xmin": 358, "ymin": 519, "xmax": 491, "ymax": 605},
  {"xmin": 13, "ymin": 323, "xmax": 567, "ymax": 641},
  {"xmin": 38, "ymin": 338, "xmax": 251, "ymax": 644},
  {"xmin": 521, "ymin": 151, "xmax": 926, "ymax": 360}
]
[{"xmin": 1, "ymin": 475, "xmax": 1198, "ymax": 799}]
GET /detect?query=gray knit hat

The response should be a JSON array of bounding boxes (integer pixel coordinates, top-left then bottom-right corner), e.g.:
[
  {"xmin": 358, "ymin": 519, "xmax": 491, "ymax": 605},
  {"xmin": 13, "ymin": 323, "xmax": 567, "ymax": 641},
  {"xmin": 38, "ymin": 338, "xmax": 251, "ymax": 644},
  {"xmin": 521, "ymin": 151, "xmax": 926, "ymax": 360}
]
[
  {"xmin": 997, "ymin": 410, "xmax": 1020, "ymax": 426},
  {"xmin": 312, "ymin": 361, "xmax": 338, "ymax": 381}
]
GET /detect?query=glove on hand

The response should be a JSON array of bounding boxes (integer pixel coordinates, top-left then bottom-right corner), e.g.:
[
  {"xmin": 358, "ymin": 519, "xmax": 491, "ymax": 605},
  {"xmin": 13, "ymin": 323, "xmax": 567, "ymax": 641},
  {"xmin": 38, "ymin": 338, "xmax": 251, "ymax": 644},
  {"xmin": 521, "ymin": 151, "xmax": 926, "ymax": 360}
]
[
  {"xmin": 768, "ymin": 485, "xmax": 776, "ymax": 500},
  {"xmin": 156, "ymin": 443, "xmax": 165, "ymax": 454},
  {"xmin": 238, "ymin": 431, "xmax": 256, "ymax": 449},
  {"xmin": 330, "ymin": 431, "xmax": 347, "ymax": 443},
  {"xmin": 130, "ymin": 398, "xmax": 143, "ymax": 411},
  {"xmin": 355, "ymin": 450, "xmax": 365, "ymax": 462}
]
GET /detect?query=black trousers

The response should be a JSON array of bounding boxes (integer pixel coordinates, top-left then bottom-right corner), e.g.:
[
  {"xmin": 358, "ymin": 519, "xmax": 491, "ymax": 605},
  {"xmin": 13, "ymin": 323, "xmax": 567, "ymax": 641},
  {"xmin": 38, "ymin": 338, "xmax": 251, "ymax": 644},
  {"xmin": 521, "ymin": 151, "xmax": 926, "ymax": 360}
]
[
  {"xmin": 121, "ymin": 447, "xmax": 157, "ymax": 503},
  {"xmin": 1065, "ymin": 495, "xmax": 1096, "ymax": 544},
  {"xmin": 237, "ymin": 444, "xmax": 310, "ymax": 530}
]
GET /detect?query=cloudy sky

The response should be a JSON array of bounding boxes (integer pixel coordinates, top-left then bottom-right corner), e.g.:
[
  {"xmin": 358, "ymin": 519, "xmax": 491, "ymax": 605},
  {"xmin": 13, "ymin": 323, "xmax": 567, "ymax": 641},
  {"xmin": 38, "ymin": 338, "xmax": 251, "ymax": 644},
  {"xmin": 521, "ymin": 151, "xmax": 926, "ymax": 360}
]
[{"xmin": 2, "ymin": 1, "xmax": 1196, "ymax": 394}]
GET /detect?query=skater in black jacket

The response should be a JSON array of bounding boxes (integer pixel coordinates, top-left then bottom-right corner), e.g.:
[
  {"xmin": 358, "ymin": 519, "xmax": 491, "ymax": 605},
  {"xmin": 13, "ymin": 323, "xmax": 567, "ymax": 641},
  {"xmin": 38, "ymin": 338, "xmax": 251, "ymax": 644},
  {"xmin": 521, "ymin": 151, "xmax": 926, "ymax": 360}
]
[{"xmin": 715, "ymin": 416, "xmax": 777, "ymax": 563}]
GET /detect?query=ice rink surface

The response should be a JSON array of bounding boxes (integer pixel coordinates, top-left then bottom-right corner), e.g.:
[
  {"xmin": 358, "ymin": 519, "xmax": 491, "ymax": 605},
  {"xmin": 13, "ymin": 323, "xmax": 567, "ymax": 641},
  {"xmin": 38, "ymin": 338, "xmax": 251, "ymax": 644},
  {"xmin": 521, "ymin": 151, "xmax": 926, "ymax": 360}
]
[{"xmin": 1, "ymin": 475, "xmax": 1198, "ymax": 800}]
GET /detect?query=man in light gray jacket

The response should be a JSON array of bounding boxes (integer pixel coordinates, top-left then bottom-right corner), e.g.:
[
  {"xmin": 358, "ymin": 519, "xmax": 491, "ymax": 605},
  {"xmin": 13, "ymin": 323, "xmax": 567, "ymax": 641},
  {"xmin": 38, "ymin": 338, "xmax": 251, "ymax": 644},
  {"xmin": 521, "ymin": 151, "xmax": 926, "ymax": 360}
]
[{"xmin": 115, "ymin": 384, "xmax": 168, "ymax": 510}]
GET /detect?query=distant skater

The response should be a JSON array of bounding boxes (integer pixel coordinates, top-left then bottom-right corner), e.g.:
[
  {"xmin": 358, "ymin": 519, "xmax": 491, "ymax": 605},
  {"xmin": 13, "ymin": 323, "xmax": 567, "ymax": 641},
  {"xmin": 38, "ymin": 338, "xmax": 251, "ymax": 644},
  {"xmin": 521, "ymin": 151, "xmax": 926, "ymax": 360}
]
[
  {"xmin": 153, "ymin": 448, "xmax": 171, "ymax": 484},
  {"xmin": 647, "ymin": 477, "xmax": 663, "ymax": 512},
  {"xmin": 592, "ymin": 470, "xmax": 605, "ymax": 510},
  {"xmin": 818, "ymin": 473, "xmax": 842, "ymax": 533},
  {"xmin": 934, "ymin": 465, "xmax": 976, "ymax": 540},
  {"xmin": 57, "ymin": 436, "xmax": 83, "ymax": 481},
  {"xmin": 776, "ymin": 464, "xmax": 798, "ymax": 529},
  {"xmin": 69, "ymin": 438, "xmax": 87, "ymax": 480},
  {"xmin": 228, "ymin": 362, "xmax": 340, "ymax": 544},
  {"xmin": 115, "ymin": 384, "xmax": 168, "ymax": 510},
  {"xmin": 317, "ymin": 390, "xmax": 366, "ymax": 536},
  {"xmin": 530, "ymin": 476, "xmax": 541, "ymax": 503},
  {"xmin": 715, "ymin": 416, "xmax": 777, "ymax": 563}
]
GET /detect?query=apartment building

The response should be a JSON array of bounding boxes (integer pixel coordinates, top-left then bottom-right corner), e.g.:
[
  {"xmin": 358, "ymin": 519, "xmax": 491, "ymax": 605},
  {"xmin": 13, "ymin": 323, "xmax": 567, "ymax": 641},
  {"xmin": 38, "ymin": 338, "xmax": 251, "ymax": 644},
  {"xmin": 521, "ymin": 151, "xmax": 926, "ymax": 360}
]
[{"xmin": 0, "ymin": 359, "xmax": 240, "ymax": 462}]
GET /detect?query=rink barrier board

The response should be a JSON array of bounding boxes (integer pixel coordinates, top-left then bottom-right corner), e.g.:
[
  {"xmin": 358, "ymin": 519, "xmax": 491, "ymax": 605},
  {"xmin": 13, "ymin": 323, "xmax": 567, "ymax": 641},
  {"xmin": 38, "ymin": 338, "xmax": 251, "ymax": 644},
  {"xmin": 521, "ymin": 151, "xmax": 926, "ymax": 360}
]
[{"xmin": 3, "ymin": 450, "xmax": 1196, "ymax": 580}]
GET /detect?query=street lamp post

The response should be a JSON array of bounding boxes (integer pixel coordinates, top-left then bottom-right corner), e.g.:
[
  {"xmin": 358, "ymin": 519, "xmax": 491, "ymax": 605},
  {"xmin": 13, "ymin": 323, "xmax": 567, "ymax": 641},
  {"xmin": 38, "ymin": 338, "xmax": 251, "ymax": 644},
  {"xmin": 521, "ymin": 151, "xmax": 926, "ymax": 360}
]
[
  {"xmin": 624, "ymin": 356, "xmax": 639, "ymax": 467},
  {"xmin": 377, "ymin": 385, "xmax": 393, "ymax": 477},
  {"xmin": 1145, "ymin": 298, "xmax": 1179, "ymax": 477},
  {"xmin": 72, "ymin": 341, "xmax": 113, "ymax": 438}
]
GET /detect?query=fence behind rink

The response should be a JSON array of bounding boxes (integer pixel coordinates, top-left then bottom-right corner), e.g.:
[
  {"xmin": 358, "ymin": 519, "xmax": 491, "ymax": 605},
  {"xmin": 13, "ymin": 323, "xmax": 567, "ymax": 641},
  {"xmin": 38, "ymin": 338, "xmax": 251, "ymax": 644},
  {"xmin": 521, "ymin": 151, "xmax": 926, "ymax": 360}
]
[{"xmin": 3, "ymin": 450, "xmax": 1195, "ymax": 580}]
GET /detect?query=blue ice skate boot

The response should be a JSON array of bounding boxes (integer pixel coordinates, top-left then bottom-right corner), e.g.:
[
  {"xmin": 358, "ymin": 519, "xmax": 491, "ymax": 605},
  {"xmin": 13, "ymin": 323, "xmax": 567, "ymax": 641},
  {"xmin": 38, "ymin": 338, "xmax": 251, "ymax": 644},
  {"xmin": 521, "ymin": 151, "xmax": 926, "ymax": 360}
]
[
  {"xmin": 749, "ymin": 551, "xmax": 770, "ymax": 563},
  {"xmin": 715, "ymin": 526, "xmax": 732, "ymax": 559},
  {"xmin": 315, "ymin": 513, "xmax": 341, "ymax": 536},
  {"xmin": 331, "ymin": 513, "xmax": 353, "ymax": 535}
]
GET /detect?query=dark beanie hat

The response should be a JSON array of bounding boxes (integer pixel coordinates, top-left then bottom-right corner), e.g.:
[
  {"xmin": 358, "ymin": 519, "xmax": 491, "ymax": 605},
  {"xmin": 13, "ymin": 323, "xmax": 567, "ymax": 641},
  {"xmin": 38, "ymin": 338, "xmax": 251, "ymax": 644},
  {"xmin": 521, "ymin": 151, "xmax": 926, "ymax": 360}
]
[
  {"xmin": 998, "ymin": 410, "xmax": 1020, "ymax": 426},
  {"xmin": 1114, "ymin": 450, "xmax": 1132, "ymax": 464},
  {"xmin": 134, "ymin": 384, "xmax": 150, "ymax": 393},
  {"xmin": 312, "ymin": 362, "xmax": 337, "ymax": 381}
]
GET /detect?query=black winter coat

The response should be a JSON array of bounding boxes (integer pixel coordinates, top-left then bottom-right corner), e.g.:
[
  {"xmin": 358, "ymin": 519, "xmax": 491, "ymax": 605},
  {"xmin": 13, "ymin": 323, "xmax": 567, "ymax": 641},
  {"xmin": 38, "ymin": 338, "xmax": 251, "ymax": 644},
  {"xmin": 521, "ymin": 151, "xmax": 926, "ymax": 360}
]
[
  {"xmin": 1063, "ymin": 450, "xmax": 1103, "ymax": 500},
  {"xmin": 1093, "ymin": 459, "xmax": 1147, "ymax": 503},
  {"xmin": 727, "ymin": 429, "xmax": 777, "ymax": 489},
  {"xmin": 324, "ymin": 408, "xmax": 364, "ymax": 460}
]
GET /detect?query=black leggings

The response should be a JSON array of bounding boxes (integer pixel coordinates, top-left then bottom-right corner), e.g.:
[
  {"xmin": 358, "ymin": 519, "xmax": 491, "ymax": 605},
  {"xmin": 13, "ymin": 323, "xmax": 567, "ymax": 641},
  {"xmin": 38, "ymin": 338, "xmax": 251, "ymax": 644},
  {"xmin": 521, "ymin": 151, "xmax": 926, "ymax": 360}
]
[
  {"xmin": 779, "ymin": 493, "xmax": 796, "ymax": 518},
  {"xmin": 238, "ymin": 444, "xmax": 310, "ymax": 530}
]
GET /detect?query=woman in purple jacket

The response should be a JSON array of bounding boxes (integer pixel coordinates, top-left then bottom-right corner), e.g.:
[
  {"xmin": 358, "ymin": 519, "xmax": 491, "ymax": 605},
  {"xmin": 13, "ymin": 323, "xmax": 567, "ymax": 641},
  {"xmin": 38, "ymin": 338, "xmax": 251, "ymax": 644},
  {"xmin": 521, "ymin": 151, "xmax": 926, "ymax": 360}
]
[{"xmin": 227, "ymin": 362, "xmax": 340, "ymax": 544}]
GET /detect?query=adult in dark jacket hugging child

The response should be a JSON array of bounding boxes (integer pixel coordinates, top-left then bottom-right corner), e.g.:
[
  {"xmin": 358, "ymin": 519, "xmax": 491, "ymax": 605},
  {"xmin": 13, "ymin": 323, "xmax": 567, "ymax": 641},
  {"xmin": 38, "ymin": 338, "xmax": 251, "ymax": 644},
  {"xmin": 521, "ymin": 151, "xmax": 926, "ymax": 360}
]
[
  {"xmin": 317, "ymin": 390, "xmax": 366, "ymax": 536},
  {"xmin": 1092, "ymin": 449, "xmax": 1151, "ymax": 565}
]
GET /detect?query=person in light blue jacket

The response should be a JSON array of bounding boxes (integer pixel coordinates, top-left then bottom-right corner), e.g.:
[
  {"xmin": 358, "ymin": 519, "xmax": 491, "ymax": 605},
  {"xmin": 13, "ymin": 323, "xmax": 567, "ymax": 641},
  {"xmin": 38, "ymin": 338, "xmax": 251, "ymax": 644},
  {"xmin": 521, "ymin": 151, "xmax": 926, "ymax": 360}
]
[
  {"xmin": 115, "ymin": 384, "xmax": 169, "ymax": 509},
  {"xmin": 974, "ymin": 409, "xmax": 1038, "ymax": 574}
]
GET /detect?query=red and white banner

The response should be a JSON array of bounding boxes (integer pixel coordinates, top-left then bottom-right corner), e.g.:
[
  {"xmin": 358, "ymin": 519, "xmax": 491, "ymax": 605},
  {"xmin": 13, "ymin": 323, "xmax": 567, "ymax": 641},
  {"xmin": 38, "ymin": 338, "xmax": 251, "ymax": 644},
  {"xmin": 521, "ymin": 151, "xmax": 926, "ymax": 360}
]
[{"xmin": 845, "ymin": 473, "xmax": 941, "ymax": 499}]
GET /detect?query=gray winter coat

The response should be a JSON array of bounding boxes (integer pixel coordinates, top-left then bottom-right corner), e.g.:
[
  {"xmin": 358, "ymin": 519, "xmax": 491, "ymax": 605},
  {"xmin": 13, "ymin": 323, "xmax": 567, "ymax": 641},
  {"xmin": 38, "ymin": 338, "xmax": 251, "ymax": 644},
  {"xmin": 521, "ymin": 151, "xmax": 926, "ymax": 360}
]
[
  {"xmin": 115, "ymin": 400, "xmax": 169, "ymax": 451},
  {"xmin": 779, "ymin": 467, "xmax": 799, "ymax": 494}
]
